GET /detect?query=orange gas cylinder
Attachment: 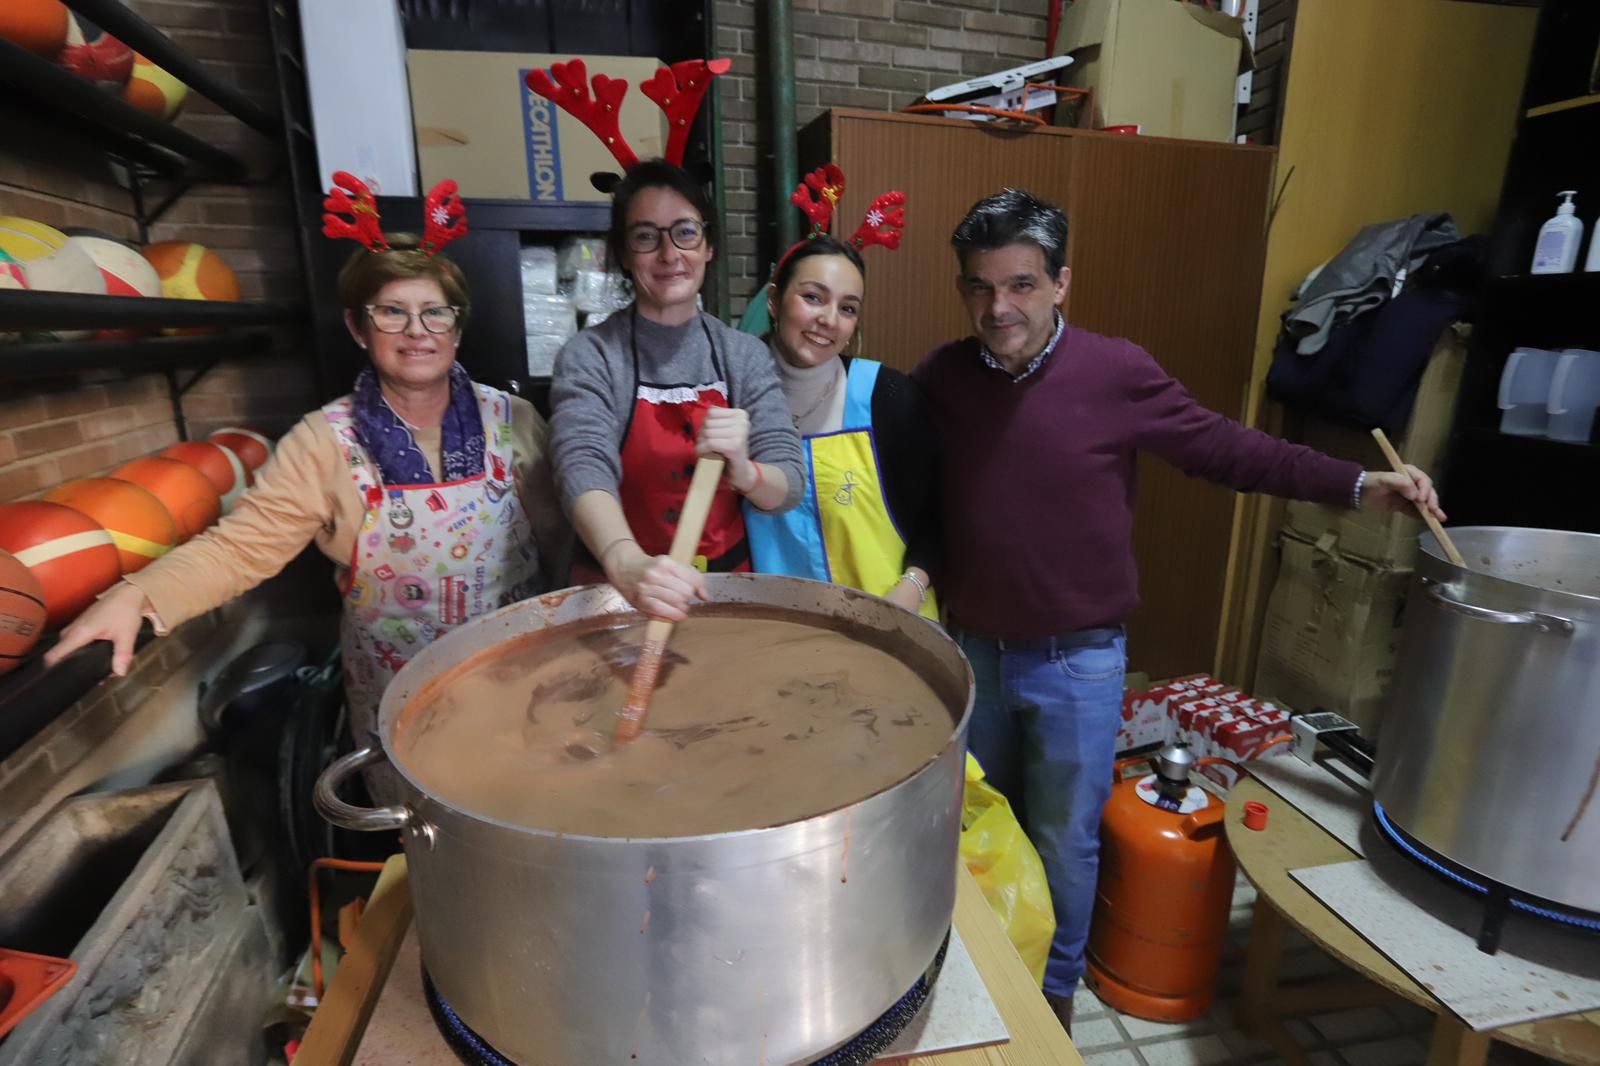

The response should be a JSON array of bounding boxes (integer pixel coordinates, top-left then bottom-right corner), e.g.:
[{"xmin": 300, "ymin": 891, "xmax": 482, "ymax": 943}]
[{"xmin": 1084, "ymin": 745, "xmax": 1236, "ymax": 1022}]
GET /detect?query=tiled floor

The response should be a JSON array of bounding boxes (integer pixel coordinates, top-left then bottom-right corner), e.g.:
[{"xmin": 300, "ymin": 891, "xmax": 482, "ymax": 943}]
[{"xmin": 1068, "ymin": 878, "xmax": 1560, "ymax": 1066}]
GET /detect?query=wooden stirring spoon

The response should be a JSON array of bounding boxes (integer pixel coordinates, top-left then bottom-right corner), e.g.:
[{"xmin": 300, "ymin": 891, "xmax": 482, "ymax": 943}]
[
  {"xmin": 1370, "ymin": 428, "xmax": 1466, "ymax": 567},
  {"xmin": 612, "ymin": 456, "xmax": 727, "ymax": 748}
]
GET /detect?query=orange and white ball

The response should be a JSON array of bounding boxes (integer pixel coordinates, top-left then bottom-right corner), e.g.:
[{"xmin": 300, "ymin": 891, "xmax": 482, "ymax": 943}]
[
  {"xmin": 57, "ymin": 12, "xmax": 133, "ymax": 90},
  {"xmin": 112, "ymin": 456, "xmax": 221, "ymax": 543},
  {"xmin": 44, "ymin": 478, "xmax": 177, "ymax": 575},
  {"xmin": 159, "ymin": 440, "xmax": 247, "ymax": 512},
  {"xmin": 0, "ymin": 501, "xmax": 121, "ymax": 629},
  {"xmin": 209, "ymin": 426, "xmax": 274, "ymax": 473},
  {"xmin": 0, "ymin": 0, "xmax": 69, "ymax": 57},
  {"xmin": 141, "ymin": 241, "xmax": 239, "ymax": 335},
  {"xmin": 122, "ymin": 53, "xmax": 187, "ymax": 121},
  {"xmin": 0, "ymin": 549, "xmax": 47, "ymax": 674}
]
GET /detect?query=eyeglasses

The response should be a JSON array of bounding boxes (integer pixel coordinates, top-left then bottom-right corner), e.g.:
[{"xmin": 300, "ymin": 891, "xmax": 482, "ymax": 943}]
[
  {"xmin": 365, "ymin": 304, "xmax": 460, "ymax": 334},
  {"xmin": 625, "ymin": 219, "xmax": 707, "ymax": 255}
]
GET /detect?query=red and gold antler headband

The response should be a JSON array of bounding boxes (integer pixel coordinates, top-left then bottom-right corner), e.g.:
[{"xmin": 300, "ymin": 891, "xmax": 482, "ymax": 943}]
[
  {"xmin": 523, "ymin": 57, "xmax": 731, "ymax": 188},
  {"xmin": 321, "ymin": 172, "xmax": 468, "ymax": 258},
  {"xmin": 779, "ymin": 164, "xmax": 908, "ymax": 270}
]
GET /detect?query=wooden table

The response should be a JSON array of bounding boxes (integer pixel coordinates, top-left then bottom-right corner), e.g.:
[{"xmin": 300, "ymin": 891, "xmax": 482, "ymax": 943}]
[
  {"xmin": 295, "ymin": 856, "xmax": 1081, "ymax": 1066},
  {"xmin": 1226, "ymin": 775, "xmax": 1600, "ymax": 1066}
]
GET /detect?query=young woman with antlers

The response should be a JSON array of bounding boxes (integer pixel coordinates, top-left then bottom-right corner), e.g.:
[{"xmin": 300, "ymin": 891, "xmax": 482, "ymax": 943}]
[
  {"xmin": 48, "ymin": 175, "xmax": 570, "ymax": 800},
  {"xmin": 531, "ymin": 59, "xmax": 804, "ymax": 620},
  {"xmin": 743, "ymin": 164, "xmax": 943, "ymax": 622}
]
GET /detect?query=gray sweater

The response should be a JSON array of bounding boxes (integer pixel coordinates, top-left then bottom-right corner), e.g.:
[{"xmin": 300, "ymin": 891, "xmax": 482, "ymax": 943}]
[{"xmin": 550, "ymin": 306, "xmax": 805, "ymax": 514}]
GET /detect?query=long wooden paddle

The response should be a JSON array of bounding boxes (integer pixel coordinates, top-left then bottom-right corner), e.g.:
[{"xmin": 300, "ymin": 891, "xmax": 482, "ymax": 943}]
[
  {"xmin": 612, "ymin": 456, "xmax": 726, "ymax": 747},
  {"xmin": 1370, "ymin": 428, "xmax": 1465, "ymax": 567}
]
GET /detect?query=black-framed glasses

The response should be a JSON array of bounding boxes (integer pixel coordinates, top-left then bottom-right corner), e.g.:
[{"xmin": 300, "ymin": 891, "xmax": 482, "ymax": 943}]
[
  {"xmin": 365, "ymin": 304, "xmax": 460, "ymax": 334},
  {"xmin": 625, "ymin": 218, "xmax": 706, "ymax": 254}
]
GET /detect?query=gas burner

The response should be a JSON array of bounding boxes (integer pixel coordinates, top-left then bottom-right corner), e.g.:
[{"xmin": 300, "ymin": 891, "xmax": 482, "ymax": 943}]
[
  {"xmin": 423, "ymin": 931, "xmax": 951, "ymax": 1066},
  {"xmin": 1372, "ymin": 801, "xmax": 1600, "ymax": 954}
]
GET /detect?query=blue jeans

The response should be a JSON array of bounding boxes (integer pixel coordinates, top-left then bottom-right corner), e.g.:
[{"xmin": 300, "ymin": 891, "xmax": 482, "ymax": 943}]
[{"xmin": 954, "ymin": 626, "xmax": 1127, "ymax": 999}]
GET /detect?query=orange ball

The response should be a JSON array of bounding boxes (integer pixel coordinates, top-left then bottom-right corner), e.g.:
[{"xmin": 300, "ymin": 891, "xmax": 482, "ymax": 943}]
[
  {"xmin": 208, "ymin": 426, "xmax": 273, "ymax": 472},
  {"xmin": 0, "ymin": 0, "xmax": 69, "ymax": 57},
  {"xmin": 112, "ymin": 457, "xmax": 221, "ymax": 543},
  {"xmin": 0, "ymin": 501, "xmax": 121, "ymax": 629},
  {"xmin": 159, "ymin": 441, "xmax": 247, "ymax": 512},
  {"xmin": 0, "ymin": 549, "xmax": 47, "ymax": 674},
  {"xmin": 44, "ymin": 478, "xmax": 177, "ymax": 574}
]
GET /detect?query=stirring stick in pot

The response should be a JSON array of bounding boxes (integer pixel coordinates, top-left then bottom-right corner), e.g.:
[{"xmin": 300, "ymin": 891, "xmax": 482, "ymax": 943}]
[
  {"xmin": 613, "ymin": 456, "xmax": 727, "ymax": 748},
  {"xmin": 1370, "ymin": 428, "xmax": 1466, "ymax": 567}
]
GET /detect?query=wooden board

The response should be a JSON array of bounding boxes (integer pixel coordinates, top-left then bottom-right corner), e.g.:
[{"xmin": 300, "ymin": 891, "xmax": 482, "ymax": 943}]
[
  {"xmin": 804, "ymin": 108, "xmax": 1277, "ymax": 680},
  {"xmin": 1225, "ymin": 776, "xmax": 1600, "ymax": 1062}
]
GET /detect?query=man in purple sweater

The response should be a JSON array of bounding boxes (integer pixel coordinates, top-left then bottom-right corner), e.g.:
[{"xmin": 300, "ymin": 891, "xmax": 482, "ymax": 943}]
[{"xmin": 912, "ymin": 190, "xmax": 1443, "ymax": 1030}]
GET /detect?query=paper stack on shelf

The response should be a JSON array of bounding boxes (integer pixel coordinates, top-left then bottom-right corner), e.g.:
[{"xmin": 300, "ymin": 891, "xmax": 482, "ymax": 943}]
[{"xmin": 523, "ymin": 244, "xmax": 576, "ymax": 375}]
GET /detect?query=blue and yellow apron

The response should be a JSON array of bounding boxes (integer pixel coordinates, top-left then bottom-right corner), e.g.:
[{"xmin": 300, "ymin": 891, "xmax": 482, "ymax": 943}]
[{"xmin": 746, "ymin": 359, "xmax": 937, "ymax": 621}]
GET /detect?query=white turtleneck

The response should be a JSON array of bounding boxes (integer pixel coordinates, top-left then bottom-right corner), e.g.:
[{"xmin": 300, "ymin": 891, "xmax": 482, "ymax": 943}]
[{"xmin": 775, "ymin": 348, "xmax": 848, "ymax": 437}]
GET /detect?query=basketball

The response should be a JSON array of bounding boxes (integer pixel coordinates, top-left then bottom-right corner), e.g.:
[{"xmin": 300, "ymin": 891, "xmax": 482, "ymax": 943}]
[
  {"xmin": 0, "ymin": 0, "xmax": 69, "ymax": 57},
  {"xmin": 112, "ymin": 456, "xmax": 222, "ymax": 543},
  {"xmin": 0, "ymin": 502, "xmax": 121, "ymax": 629},
  {"xmin": 160, "ymin": 441, "xmax": 247, "ymax": 512},
  {"xmin": 44, "ymin": 478, "xmax": 177, "ymax": 574},
  {"xmin": 0, "ymin": 216, "xmax": 106, "ymax": 340},
  {"xmin": 122, "ymin": 54, "xmax": 187, "ymax": 121},
  {"xmin": 209, "ymin": 427, "xmax": 274, "ymax": 472},
  {"xmin": 57, "ymin": 13, "xmax": 133, "ymax": 90},
  {"xmin": 0, "ymin": 549, "xmax": 47, "ymax": 675}
]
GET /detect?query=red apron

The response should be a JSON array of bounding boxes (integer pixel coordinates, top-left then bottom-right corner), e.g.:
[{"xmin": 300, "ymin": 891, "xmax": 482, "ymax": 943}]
[{"xmin": 573, "ymin": 312, "xmax": 750, "ymax": 582}]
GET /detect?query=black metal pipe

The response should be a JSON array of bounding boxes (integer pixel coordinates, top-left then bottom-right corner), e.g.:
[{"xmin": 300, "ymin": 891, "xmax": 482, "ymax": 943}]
[
  {"xmin": 0, "ymin": 291, "xmax": 297, "ymax": 331},
  {"xmin": 768, "ymin": 0, "xmax": 800, "ymax": 255},
  {"xmin": 0, "ymin": 332, "xmax": 274, "ymax": 382},
  {"xmin": 0, "ymin": 38, "xmax": 247, "ymax": 179},
  {"xmin": 62, "ymin": 0, "xmax": 283, "ymax": 135}
]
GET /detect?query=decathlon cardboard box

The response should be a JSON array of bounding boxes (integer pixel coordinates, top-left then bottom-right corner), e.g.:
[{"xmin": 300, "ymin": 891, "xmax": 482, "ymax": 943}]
[{"xmin": 407, "ymin": 51, "xmax": 669, "ymax": 203}]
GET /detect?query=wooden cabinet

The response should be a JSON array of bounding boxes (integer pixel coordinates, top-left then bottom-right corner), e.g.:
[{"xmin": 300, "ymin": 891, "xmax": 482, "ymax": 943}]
[{"xmin": 801, "ymin": 110, "xmax": 1275, "ymax": 679}]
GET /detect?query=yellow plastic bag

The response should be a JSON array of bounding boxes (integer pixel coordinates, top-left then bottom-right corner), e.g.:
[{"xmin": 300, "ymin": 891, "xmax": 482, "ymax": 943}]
[{"xmin": 960, "ymin": 752, "xmax": 1056, "ymax": 986}]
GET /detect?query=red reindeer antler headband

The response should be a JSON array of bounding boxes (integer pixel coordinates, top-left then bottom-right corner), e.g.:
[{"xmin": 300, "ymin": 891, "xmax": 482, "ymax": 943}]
[
  {"xmin": 779, "ymin": 164, "xmax": 907, "ymax": 271},
  {"xmin": 321, "ymin": 172, "xmax": 468, "ymax": 258},
  {"xmin": 523, "ymin": 57, "xmax": 731, "ymax": 187}
]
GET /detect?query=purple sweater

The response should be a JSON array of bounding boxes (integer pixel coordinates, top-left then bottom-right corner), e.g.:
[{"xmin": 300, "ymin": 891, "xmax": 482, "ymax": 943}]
[{"xmin": 912, "ymin": 328, "xmax": 1363, "ymax": 639}]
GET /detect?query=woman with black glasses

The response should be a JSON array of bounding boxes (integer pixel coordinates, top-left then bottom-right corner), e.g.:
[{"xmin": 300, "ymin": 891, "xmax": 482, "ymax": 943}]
[
  {"xmin": 48, "ymin": 180, "xmax": 569, "ymax": 798},
  {"xmin": 551, "ymin": 161, "xmax": 803, "ymax": 619}
]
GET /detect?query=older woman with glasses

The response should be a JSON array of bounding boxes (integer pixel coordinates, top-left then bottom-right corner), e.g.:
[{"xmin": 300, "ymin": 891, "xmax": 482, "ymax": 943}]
[
  {"xmin": 49, "ymin": 181, "xmax": 568, "ymax": 798},
  {"xmin": 551, "ymin": 160, "xmax": 803, "ymax": 619}
]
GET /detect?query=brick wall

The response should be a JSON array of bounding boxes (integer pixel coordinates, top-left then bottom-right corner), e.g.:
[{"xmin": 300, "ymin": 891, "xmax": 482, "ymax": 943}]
[
  {"xmin": 0, "ymin": 0, "xmax": 316, "ymax": 505},
  {"xmin": 714, "ymin": 0, "xmax": 1050, "ymax": 313}
]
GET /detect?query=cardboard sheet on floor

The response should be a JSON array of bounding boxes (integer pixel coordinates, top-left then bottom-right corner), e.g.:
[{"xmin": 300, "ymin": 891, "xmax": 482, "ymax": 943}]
[
  {"xmin": 1290, "ymin": 822, "xmax": 1600, "ymax": 1032},
  {"xmin": 354, "ymin": 926, "xmax": 1008, "ymax": 1063}
]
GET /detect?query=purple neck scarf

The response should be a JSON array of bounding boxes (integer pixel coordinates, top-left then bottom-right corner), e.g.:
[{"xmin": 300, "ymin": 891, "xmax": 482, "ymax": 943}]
[{"xmin": 351, "ymin": 362, "xmax": 486, "ymax": 486}]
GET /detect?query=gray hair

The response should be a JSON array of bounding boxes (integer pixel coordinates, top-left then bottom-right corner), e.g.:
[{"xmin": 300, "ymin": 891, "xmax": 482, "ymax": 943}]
[{"xmin": 950, "ymin": 189, "xmax": 1069, "ymax": 277}]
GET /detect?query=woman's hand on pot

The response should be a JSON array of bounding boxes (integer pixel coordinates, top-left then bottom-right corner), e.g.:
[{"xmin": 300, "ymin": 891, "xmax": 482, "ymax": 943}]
[
  {"xmin": 43, "ymin": 582, "xmax": 148, "ymax": 677},
  {"xmin": 1360, "ymin": 465, "xmax": 1445, "ymax": 521},
  {"xmin": 606, "ymin": 542, "xmax": 707, "ymax": 622},
  {"xmin": 698, "ymin": 407, "xmax": 759, "ymax": 493}
]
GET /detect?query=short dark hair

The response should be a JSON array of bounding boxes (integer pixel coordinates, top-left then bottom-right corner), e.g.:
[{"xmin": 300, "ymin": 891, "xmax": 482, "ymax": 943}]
[
  {"xmin": 336, "ymin": 233, "xmax": 471, "ymax": 333},
  {"xmin": 772, "ymin": 234, "xmax": 866, "ymax": 298},
  {"xmin": 606, "ymin": 159, "xmax": 716, "ymax": 281},
  {"xmin": 950, "ymin": 189, "xmax": 1069, "ymax": 277}
]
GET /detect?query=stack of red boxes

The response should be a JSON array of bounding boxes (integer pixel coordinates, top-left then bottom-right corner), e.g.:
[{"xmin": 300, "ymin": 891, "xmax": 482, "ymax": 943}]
[{"xmin": 1118, "ymin": 675, "xmax": 1293, "ymax": 761}]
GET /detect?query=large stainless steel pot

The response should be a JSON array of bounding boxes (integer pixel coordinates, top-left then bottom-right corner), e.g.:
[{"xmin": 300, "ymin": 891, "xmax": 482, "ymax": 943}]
[
  {"xmin": 1372, "ymin": 526, "xmax": 1600, "ymax": 913},
  {"xmin": 314, "ymin": 574, "xmax": 972, "ymax": 1066}
]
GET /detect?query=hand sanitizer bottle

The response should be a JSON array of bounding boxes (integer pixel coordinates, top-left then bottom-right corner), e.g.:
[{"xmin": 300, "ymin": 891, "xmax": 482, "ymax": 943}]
[{"xmin": 1531, "ymin": 191, "xmax": 1583, "ymax": 274}]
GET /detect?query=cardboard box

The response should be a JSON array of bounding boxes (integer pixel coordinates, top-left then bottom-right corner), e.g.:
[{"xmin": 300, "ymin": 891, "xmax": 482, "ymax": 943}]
[
  {"xmin": 1052, "ymin": 0, "xmax": 1251, "ymax": 142},
  {"xmin": 1119, "ymin": 674, "xmax": 1222, "ymax": 753},
  {"xmin": 407, "ymin": 51, "xmax": 669, "ymax": 203},
  {"xmin": 1253, "ymin": 529, "xmax": 1412, "ymax": 736},
  {"xmin": 1284, "ymin": 324, "xmax": 1468, "ymax": 568},
  {"xmin": 301, "ymin": 0, "xmax": 417, "ymax": 195}
]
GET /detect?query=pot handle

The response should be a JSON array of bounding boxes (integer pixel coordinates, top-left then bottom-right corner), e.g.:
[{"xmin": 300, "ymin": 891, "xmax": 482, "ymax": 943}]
[
  {"xmin": 314, "ymin": 745, "xmax": 414, "ymax": 832},
  {"xmin": 1423, "ymin": 579, "xmax": 1575, "ymax": 636}
]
